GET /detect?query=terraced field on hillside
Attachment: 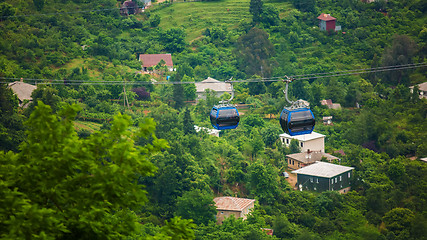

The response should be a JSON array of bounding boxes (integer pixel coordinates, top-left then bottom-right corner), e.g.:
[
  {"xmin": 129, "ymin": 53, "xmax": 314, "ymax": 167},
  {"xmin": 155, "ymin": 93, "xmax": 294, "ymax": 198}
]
[{"xmin": 152, "ymin": 0, "xmax": 292, "ymax": 42}]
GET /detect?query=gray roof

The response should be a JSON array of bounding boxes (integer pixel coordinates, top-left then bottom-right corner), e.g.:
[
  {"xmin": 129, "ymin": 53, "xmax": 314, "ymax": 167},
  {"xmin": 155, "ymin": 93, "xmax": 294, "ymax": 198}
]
[
  {"xmin": 8, "ymin": 81, "xmax": 37, "ymax": 102},
  {"xmin": 287, "ymin": 152, "xmax": 340, "ymax": 164},
  {"xmin": 195, "ymin": 77, "xmax": 233, "ymax": 93},
  {"xmin": 292, "ymin": 161, "xmax": 353, "ymax": 178}
]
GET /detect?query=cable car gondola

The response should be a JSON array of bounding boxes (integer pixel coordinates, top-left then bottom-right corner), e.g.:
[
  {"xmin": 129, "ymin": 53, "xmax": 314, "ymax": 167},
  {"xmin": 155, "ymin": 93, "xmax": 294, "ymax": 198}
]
[
  {"xmin": 209, "ymin": 78, "xmax": 240, "ymax": 130},
  {"xmin": 279, "ymin": 78, "xmax": 315, "ymax": 136},
  {"xmin": 210, "ymin": 105, "xmax": 240, "ymax": 130}
]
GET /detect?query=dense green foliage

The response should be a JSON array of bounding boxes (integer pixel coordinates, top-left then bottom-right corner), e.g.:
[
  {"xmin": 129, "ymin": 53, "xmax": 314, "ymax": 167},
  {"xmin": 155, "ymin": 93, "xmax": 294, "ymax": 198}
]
[{"xmin": 1, "ymin": 0, "xmax": 426, "ymax": 239}]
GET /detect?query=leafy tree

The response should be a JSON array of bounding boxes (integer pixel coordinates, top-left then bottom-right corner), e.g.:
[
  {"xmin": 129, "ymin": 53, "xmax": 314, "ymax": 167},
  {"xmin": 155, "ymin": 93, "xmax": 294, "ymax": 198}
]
[
  {"xmin": 150, "ymin": 14, "xmax": 161, "ymax": 28},
  {"xmin": 248, "ymin": 161, "xmax": 279, "ymax": 205},
  {"xmin": 292, "ymin": 0, "xmax": 315, "ymax": 12},
  {"xmin": 132, "ymin": 86, "xmax": 151, "ymax": 100},
  {"xmin": 235, "ymin": 27, "xmax": 274, "ymax": 78},
  {"xmin": 273, "ymin": 214, "xmax": 299, "ymax": 239},
  {"xmin": 260, "ymin": 5, "xmax": 279, "ymax": 27},
  {"xmin": 24, "ymin": 86, "xmax": 61, "ymax": 116},
  {"xmin": 182, "ymin": 108, "xmax": 195, "ymax": 135},
  {"xmin": 0, "ymin": 102, "xmax": 168, "ymax": 239},
  {"xmin": 161, "ymin": 217, "xmax": 196, "ymax": 240},
  {"xmin": 381, "ymin": 35, "xmax": 417, "ymax": 86},
  {"xmin": 33, "ymin": 0, "xmax": 45, "ymax": 11},
  {"xmin": 249, "ymin": 0, "xmax": 263, "ymax": 23},
  {"xmin": 383, "ymin": 208, "xmax": 415, "ymax": 238},
  {"xmin": 0, "ymin": 2, "xmax": 16, "ymax": 17},
  {"xmin": 289, "ymin": 139, "xmax": 301, "ymax": 153},
  {"xmin": 0, "ymin": 84, "xmax": 25, "ymax": 152},
  {"xmin": 159, "ymin": 28, "xmax": 187, "ymax": 53},
  {"xmin": 175, "ymin": 189, "xmax": 216, "ymax": 225},
  {"xmin": 173, "ymin": 84, "xmax": 185, "ymax": 109}
]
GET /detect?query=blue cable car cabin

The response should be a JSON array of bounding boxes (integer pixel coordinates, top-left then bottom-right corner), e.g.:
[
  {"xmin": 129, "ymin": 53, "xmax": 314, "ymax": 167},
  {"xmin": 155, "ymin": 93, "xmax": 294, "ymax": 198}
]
[
  {"xmin": 210, "ymin": 106, "xmax": 240, "ymax": 130},
  {"xmin": 280, "ymin": 108, "xmax": 315, "ymax": 136}
]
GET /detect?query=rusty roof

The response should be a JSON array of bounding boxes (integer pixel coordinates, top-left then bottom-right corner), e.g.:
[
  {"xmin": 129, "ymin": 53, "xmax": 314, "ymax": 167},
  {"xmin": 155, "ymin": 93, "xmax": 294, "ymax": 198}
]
[
  {"xmin": 139, "ymin": 54, "xmax": 173, "ymax": 67},
  {"xmin": 214, "ymin": 197, "xmax": 255, "ymax": 211},
  {"xmin": 317, "ymin": 13, "xmax": 336, "ymax": 21}
]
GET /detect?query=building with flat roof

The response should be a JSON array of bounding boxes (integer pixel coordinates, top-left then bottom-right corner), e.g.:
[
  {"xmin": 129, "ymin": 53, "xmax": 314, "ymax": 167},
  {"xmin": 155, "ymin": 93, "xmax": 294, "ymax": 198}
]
[{"xmin": 279, "ymin": 132, "xmax": 325, "ymax": 153}]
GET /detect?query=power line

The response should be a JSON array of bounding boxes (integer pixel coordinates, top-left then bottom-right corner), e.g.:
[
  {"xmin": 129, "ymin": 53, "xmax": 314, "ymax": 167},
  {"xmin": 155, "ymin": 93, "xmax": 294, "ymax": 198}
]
[{"xmin": 0, "ymin": 62, "xmax": 425, "ymax": 86}]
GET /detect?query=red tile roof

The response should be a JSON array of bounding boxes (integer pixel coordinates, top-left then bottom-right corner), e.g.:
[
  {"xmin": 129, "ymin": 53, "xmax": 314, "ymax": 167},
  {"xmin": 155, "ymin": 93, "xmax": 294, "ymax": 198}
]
[
  {"xmin": 317, "ymin": 13, "xmax": 336, "ymax": 21},
  {"xmin": 139, "ymin": 54, "xmax": 173, "ymax": 67},
  {"xmin": 214, "ymin": 197, "xmax": 255, "ymax": 211}
]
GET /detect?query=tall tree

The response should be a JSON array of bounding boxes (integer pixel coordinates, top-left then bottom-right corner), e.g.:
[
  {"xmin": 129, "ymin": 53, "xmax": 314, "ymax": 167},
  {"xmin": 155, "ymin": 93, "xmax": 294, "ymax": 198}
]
[
  {"xmin": 381, "ymin": 35, "xmax": 417, "ymax": 86},
  {"xmin": 0, "ymin": 84, "xmax": 25, "ymax": 152},
  {"xmin": 250, "ymin": 0, "xmax": 263, "ymax": 23},
  {"xmin": 182, "ymin": 108, "xmax": 195, "ymax": 135},
  {"xmin": 235, "ymin": 27, "xmax": 274, "ymax": 78},
  {"xmin": 175, "ymin": 189, "xmax": 216, "ymax": 225}
]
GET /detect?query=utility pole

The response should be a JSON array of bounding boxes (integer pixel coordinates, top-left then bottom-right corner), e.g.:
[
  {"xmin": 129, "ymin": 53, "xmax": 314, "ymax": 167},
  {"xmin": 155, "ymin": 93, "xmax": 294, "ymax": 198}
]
[{"xmin": 123, "ymin": 79, "xmax": 129, "ymax": 108}]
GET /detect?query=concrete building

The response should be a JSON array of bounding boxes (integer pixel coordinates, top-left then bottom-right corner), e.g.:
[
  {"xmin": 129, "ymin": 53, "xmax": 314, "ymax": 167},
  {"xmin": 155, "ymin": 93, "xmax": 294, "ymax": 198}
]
[
  {"xmin": 213, "ymin": 197, "xmax": 255, "ymax": 224},
  {"xmin": 195, "ymin": 77, "xmax": 233, "ymax": 100},
  {"xmin": 279, "ymin": 132, "xmax": 325, "ymax": 153},
  {"xmin": 286, "ymin": 151, "xmax": 340, "ymax": 170},
  {"xmin": 292, "ymin": 162, "xmax": 354, "ymax": 193}
]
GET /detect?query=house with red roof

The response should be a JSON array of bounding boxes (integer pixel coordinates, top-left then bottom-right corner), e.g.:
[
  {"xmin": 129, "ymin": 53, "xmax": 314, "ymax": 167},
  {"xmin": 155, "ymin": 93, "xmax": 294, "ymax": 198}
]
[
  {"xmin": 317, "ymin": 13, "xmax": 337, "ymax": 31},
  {"xmin": 213, "ymin": 197, "xmax": 255, "ymax": 224},
  {"xmin": 139, "ymin": 54, "xmax": 174, "ymax": 73}
]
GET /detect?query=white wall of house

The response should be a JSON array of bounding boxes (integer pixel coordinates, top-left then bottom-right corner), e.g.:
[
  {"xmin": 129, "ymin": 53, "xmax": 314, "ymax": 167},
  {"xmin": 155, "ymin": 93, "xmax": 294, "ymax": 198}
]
[{"xmin": 280, "ymin": 132, "xmax": 325, "ymax": 153}]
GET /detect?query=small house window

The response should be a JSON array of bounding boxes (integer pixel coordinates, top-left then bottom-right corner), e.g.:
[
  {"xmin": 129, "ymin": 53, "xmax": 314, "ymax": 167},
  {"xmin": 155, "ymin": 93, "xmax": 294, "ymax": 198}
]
[
  {"xmin": 316, "ymin": 178, "xmax": 319, "ymax": 183},
  {"xmin": 348, "ymin": 172, "xmax": 351, "ymax": 178},
  {"xmin": 286, "ymin": 139, "xmax": 289, "ymax": 144},
  {"xmin": 335, "ymin": 177, "xmax": 337, "ymax": 183},
  {"xmin": 314, "ymin": 187, "xmax": 317, "ymax": 191},
  {"xmin": 339, "ymin": 176, "xmax": 342, "ymax": 181},
  {"xmin": 331, "ymin": 179, "xmax": 333, "ymax": 184},
  {"xmin": 300, "ymin": 142, "xmax": 304, "ymax": 147},
  {"xmin": 310, "ymin": 177, "xmax": 313, "ymax": 183}
]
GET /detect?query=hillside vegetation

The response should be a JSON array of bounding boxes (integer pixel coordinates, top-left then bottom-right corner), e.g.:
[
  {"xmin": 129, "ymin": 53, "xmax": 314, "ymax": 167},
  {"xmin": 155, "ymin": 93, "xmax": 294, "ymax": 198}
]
[{"xmin": 1, "ymin": 0, "xmax": 426, "ymax": 239}]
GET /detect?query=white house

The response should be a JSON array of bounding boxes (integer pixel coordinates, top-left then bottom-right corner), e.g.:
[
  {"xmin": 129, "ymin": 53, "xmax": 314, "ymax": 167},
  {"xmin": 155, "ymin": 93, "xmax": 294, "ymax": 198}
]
[
  {"xmin": 279, "ymin": 132, "xmax": 325, "ymax": 153},
  {"xmin": 195, "ymin": 77, "xmax": 233, "ymax": 100}
]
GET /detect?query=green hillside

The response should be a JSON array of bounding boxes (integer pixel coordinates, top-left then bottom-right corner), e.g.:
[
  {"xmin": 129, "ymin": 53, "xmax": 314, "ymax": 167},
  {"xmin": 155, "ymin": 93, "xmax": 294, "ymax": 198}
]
[{"xmin": 1, "ymin": 0, "xmax": 426, "ymax": 239}]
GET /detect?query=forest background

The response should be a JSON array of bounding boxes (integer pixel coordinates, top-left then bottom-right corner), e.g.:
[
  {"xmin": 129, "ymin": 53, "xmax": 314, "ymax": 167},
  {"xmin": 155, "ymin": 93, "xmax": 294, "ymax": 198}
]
[{"xmin": 0, "ymin": 0, "xmax": 426, "ymax": 239}]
